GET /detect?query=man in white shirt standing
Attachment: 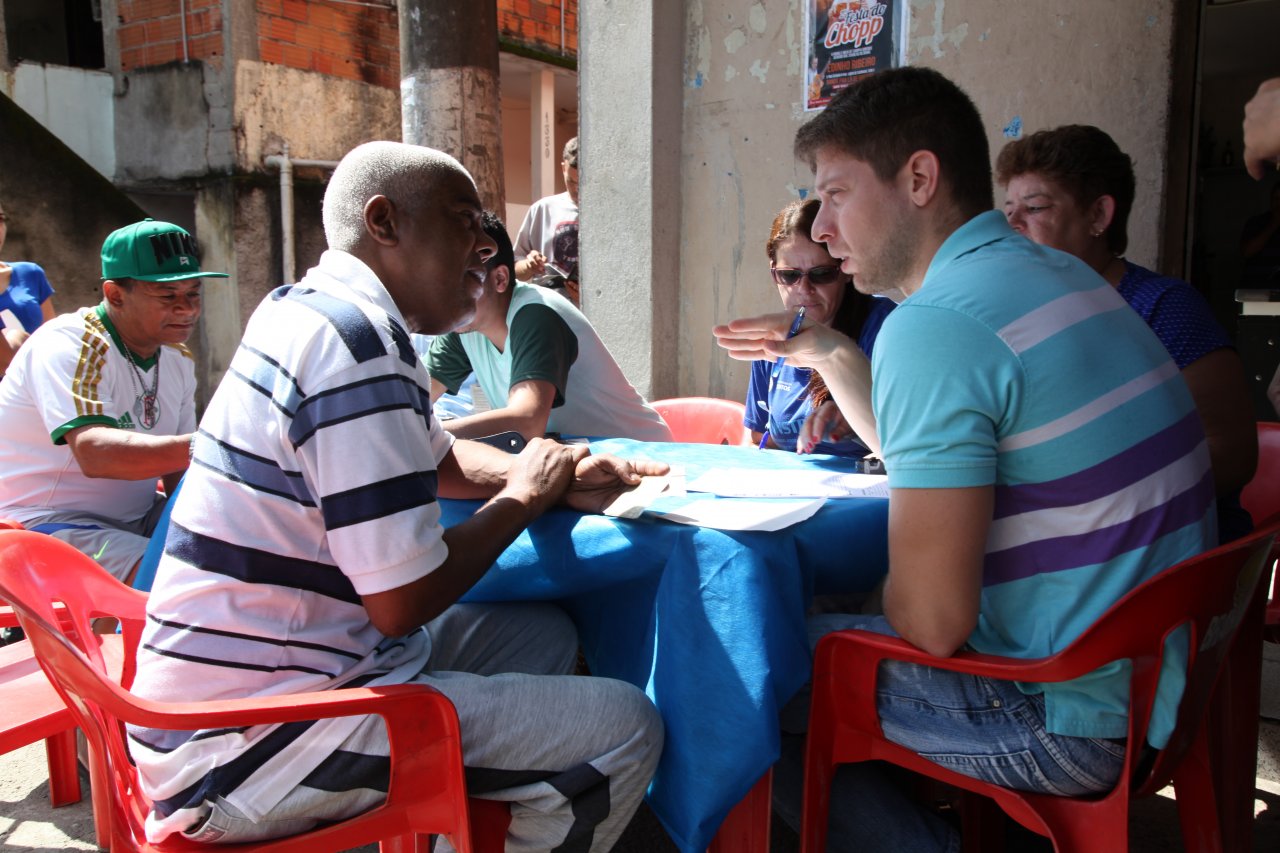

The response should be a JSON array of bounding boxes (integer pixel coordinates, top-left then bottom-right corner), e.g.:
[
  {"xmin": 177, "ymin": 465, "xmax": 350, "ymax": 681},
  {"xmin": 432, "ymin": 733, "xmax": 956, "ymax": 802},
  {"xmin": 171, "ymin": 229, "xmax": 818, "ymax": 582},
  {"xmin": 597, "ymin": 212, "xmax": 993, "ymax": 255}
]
[{"xmin": 514, "ymin": 136, "xmax": 579, "ymax": 303}]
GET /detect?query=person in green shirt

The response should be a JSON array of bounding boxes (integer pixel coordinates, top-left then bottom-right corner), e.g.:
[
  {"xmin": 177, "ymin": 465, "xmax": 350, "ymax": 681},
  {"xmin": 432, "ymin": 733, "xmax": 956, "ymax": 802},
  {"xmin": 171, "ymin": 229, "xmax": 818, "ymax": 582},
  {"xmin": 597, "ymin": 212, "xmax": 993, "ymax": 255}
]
[{"xmin": 427, "ymin": 212, "xmax": 672, "ymax": 444}]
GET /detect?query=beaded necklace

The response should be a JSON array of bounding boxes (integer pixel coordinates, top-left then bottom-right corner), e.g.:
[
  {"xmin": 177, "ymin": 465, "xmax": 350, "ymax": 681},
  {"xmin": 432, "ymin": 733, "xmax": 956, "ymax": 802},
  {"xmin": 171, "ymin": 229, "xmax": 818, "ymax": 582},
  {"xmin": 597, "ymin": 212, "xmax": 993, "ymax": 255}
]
[{"xmin": 122, "ymin": 345, "xmax": 160, "ymax": 429}]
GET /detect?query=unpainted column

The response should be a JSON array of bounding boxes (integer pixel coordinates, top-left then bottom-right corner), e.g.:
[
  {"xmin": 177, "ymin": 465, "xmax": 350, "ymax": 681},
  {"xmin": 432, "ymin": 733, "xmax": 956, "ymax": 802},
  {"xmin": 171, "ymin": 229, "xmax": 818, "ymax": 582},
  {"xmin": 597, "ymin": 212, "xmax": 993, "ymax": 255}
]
[{"xmin": 399, "ymin": 0, "xmax": 505, "ymax": 212}]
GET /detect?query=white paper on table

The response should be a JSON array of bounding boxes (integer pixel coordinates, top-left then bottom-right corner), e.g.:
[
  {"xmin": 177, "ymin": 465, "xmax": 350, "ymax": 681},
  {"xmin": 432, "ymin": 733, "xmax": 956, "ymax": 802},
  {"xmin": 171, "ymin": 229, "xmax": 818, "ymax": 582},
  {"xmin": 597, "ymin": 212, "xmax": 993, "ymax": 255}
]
[
  {"xmin": 686, "ymin": 468, "xmax": 889, "ymax": 499},
  {"xmin": 650, "ymin": 497, "xmax": 824, "ymax": 531}
]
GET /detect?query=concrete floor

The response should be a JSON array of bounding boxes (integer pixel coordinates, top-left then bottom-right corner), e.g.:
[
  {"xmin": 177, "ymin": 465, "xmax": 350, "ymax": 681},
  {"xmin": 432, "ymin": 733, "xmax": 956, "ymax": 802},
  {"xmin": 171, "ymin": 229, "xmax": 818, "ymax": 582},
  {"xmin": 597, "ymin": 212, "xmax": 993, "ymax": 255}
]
[{"xmin": 2, "ymin": 719, "xmax": 1278, "ymax": 852}]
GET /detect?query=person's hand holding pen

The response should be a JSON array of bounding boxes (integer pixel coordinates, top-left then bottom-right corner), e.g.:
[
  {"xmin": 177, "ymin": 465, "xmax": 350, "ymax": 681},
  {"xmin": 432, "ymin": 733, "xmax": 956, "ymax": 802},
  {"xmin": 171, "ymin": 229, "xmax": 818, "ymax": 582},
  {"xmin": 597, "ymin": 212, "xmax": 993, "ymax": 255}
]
[
  {"xmin": 715, "ymin": 308, "xmax": 881, "ymax": 456},
  {"xmin": 714, "ymin": 306, "xmax": 847, "ymax": 369}
]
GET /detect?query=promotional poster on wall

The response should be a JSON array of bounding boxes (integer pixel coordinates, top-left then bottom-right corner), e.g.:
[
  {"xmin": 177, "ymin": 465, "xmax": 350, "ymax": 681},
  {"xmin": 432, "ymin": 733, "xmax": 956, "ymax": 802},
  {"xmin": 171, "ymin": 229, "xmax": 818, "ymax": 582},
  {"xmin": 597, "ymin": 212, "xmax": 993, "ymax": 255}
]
[{"xmin": 805, "ymin": 0, "xmax": 908, "ymax": 111}]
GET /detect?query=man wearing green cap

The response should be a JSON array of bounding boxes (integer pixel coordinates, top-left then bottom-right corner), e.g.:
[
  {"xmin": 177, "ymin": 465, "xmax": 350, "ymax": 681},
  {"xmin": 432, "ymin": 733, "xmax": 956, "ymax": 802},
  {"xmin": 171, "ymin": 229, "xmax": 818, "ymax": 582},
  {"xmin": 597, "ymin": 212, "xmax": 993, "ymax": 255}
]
[{"xmin": 0, "ymin": 218, "xmax": 227, "ymax": 583}]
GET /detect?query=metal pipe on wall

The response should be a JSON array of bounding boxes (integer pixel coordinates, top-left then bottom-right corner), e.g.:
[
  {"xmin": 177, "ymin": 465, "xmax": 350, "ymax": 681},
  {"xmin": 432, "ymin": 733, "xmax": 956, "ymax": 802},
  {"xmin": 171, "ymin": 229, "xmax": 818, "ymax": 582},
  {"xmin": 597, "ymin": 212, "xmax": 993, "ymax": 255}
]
[
  {"xmin": 179, "ymin": 0, "xmax": 189, "ymax": 62},
  {"xmin": 263, "ymin": 144, "xmax": 339, "ymax": 285}
]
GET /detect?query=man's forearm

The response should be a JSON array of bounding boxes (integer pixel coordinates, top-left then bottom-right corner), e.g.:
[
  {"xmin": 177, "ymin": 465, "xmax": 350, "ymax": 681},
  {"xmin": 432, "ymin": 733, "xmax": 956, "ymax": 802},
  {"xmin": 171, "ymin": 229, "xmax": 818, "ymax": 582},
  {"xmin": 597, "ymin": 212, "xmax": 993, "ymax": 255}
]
[
  {"xmin": 442, "ymin": 381, "xmax": 556, "ymax": 443},
  {"xmin": 443, "ymin": 407, "xmax": 551, "ymax": 442},
  {"xmin": 818, "ymin": 345, "xmax": 881, "ymax": 456},
  {"xmin": 437, "ymin": 439, "xmax": 514, "ymax": 499},
  {"xmin": 69, "ymin": 430, "xmax": 191, "ymax": 480}
]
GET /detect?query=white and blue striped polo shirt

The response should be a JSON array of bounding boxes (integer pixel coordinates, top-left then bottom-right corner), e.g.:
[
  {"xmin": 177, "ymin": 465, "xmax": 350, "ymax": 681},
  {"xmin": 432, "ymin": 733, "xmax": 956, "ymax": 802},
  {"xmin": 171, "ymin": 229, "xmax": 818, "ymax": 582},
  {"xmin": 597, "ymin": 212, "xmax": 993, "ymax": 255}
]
[
  {"xmin": 129, "ymin": 250, "xmax": 456, "ymax": 841},
  {"xmin": 872, "ymin": 211, "xmax": 1216, "ymax": 749}
]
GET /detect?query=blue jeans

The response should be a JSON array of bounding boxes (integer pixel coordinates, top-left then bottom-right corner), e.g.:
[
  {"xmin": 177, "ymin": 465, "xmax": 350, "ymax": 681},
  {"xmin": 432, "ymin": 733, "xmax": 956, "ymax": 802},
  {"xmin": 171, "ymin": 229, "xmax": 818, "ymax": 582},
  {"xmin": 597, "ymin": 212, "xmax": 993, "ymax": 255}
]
[{"xmin": 773, "ymin": 614, "xmax": 1126, "ymax": 853}]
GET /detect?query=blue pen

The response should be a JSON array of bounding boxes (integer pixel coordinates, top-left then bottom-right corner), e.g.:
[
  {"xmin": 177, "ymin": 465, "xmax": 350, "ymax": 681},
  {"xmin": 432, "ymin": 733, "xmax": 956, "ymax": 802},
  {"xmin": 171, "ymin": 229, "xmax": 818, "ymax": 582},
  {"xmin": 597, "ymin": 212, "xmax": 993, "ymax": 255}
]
[{"xmin": 759, "ymin": 306, "xmax": 807, "ymax": 450}]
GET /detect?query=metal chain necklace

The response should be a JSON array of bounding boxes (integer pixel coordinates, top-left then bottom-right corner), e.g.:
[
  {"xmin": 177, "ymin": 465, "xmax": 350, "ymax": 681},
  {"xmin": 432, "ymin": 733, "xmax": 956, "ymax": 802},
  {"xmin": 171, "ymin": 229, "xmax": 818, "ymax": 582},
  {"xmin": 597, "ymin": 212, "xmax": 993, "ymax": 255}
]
[{"xmin": 122, "ymin": 345, "xmax": 161, "ymax": 429}]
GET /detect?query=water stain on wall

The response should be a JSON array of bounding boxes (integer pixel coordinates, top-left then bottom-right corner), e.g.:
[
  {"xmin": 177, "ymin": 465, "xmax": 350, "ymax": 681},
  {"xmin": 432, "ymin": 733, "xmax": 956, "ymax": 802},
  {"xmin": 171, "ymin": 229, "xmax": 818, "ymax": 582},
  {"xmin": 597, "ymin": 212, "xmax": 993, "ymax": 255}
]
[{"xmin": 911, "ymin": 0, "xmax": 970, "ymax": 59}]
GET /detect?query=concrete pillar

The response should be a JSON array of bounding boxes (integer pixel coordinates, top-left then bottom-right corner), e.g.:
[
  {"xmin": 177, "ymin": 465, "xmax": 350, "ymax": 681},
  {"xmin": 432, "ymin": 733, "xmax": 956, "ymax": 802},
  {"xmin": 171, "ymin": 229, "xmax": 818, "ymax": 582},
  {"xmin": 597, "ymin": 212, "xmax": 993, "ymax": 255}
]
[
  {"xmin": 531, "ymin": 68, "xmax": 557, "ymax": 199},
  {"xmin": 399, "ymin": 0, "xmax": 505, "ymax": 212},
  {"xmin": 193, "ymin": 181, "xmax": 243, "ymax": 410},
  {"xmin": 579, "ymin": 0, "xmax": 683, "ymax": 400}
]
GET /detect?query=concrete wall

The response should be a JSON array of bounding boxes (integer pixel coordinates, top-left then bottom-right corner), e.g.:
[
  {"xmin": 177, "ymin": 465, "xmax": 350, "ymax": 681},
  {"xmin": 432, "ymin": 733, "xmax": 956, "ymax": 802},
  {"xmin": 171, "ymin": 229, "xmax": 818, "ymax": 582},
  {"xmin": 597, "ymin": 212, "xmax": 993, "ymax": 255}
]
[
  {"xmin": 114, "ymin": 62, "xmax": 221, "ymax": 183},
  {"xmin": 4, "ymin": 64, "xmax": 114, "ymax": 179},
  {"xmin": 608, "ymin": 0, "xmax": 1182, "ymax": 402},
  {"xmin": 234, "ymin": 59, "xmax": 400, "ymax": 169},
  {"xmin": 0, "ymin": 93, "xmax": 147, "ymax": 314}
]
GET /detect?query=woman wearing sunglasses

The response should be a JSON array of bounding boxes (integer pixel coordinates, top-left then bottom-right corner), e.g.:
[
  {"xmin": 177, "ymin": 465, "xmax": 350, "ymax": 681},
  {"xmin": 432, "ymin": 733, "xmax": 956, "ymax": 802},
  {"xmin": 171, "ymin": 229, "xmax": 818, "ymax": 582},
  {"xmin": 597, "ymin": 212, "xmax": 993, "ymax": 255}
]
[{"xmin": 743, "ymin": 197, "xmax": 894, "ymax": 454}]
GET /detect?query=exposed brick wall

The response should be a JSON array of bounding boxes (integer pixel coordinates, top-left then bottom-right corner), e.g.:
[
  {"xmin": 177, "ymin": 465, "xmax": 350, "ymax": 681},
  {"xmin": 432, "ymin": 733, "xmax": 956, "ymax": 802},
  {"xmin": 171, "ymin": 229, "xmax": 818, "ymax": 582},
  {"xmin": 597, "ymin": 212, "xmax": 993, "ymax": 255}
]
[
  {"xmin": 118, "ymin": 1, "xmax": 577, "ymax": 87},
  {"xmin": 499, "ymin": 0, "xmax": 578, "ymax": 56},
  {"xmin": 258, "ymin": 0, "xmax": 399, "ymax": 89},
  {"xmin": 118, "ymin": 0, "xmax": 225, "ymax": 71}
]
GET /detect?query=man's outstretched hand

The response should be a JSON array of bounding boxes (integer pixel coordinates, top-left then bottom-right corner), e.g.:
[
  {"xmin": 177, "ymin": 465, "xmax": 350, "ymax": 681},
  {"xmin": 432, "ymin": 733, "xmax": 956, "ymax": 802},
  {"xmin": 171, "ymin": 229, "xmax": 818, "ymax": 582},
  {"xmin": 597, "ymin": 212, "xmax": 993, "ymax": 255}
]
[{"xmin": 565, "ymin": 454, "xmax": 671, "ymax": 514}]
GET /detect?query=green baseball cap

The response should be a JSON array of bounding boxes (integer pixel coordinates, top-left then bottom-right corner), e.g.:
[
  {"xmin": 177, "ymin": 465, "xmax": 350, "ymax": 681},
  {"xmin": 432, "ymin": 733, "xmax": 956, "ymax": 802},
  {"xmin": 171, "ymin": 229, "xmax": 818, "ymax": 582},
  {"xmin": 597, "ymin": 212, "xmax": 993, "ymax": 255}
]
[{"xmin": 101, "ymin": 219, "xmax": 229, "ymax": 283}]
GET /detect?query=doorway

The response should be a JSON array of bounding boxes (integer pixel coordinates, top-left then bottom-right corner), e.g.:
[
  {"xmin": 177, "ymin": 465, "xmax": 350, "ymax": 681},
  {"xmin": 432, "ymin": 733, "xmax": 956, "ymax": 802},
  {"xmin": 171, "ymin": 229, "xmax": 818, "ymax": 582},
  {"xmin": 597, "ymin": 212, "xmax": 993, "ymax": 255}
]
[
  {"xmin": 4, "ymin": 0, "xmax": 104, "ymax": 69},
  {"xmin": 1189, "ymin": 0, "xmax": 1280, "ymax": 419}
]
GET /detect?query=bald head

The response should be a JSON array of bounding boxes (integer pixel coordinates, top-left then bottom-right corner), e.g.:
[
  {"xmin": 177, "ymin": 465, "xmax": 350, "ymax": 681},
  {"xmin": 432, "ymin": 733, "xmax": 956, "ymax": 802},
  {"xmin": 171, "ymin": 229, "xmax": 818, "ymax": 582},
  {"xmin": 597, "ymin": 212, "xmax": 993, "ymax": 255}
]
[{"xmin": 323, "ymin": 141, "xmax": 476, "ymax": 252}]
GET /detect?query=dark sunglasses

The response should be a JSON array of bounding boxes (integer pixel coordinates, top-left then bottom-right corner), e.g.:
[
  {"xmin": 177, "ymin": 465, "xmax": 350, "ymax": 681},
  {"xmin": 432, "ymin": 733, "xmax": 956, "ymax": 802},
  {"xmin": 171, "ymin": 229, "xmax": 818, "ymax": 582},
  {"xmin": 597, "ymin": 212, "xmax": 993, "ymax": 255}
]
[{"xmin": 771, "ymin": 265, "xmax": 842, "ymax": 287}]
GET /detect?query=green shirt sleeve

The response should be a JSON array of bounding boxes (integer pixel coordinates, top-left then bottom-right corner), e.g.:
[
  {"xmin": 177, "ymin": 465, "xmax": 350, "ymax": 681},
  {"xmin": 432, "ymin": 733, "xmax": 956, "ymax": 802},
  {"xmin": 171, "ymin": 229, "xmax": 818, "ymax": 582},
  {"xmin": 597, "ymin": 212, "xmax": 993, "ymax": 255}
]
[
  {"xmin": 424, "ymin": 333, "xmax": 473, "ymax": 395},
  {"xmin": 51, "ymin": 415, "xmax": 120, "ymax": 445},
  {"xmin": 508, "ymin": 304, "xmax": 578, "ymax": 409}
]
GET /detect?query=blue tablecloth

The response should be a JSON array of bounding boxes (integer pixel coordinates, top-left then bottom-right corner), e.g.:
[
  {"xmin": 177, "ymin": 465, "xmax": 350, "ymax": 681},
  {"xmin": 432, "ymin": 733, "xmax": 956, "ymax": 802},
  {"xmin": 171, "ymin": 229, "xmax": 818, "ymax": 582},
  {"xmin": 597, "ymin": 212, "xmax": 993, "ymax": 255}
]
[{"xmin": 445, "ymin": 439, "xmax": 890, "ymax": 852}]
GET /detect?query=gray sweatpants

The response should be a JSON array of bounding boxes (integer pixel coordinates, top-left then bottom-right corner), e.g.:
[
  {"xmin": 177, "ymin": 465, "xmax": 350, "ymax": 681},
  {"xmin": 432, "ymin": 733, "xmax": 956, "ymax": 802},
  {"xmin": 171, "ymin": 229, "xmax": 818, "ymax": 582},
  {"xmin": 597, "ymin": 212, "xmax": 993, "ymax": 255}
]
[{"xmin": 186, "ymin": 602, "xmax": 664, "ymax": 852}]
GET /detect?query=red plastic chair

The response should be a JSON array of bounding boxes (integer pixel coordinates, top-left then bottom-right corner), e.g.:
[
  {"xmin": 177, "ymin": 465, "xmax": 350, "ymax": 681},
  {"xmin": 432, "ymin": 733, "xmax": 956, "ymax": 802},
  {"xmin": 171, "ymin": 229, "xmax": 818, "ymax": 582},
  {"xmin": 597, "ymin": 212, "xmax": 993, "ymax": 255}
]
[
  {"xmin": 0, "ymin": 518, "xmax": 85, "ymax": 811},
  {"xmin": 651, "ymin": 397, "xmax": 750, "ymax": 445},
  {"xmin": 1240, "ymin": 421, "xmax": 1280, "ymax": 642},
  {"xmin": 800, "ymin": 522, "xmax": 1278, "ymax": 853},
  {"xmin": 0, "ymin": 516, "xmax": 21, "ymax": 629},
  {"xmin": 0, "ymin": 530, "xmax": 510, "ymax": 852},
  {"xmin": 0, "ymin": 630, "xmax": 83, "ymax": 808}
]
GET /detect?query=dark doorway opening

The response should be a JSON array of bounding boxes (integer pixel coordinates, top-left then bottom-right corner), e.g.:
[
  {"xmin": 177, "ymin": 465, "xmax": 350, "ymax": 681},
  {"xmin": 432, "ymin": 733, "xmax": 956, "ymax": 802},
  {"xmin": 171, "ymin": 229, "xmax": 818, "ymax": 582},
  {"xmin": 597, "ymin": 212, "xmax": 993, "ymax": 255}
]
[{"xmin": 5, "ymin": 0, "xmax": 104, "ymax": 70}]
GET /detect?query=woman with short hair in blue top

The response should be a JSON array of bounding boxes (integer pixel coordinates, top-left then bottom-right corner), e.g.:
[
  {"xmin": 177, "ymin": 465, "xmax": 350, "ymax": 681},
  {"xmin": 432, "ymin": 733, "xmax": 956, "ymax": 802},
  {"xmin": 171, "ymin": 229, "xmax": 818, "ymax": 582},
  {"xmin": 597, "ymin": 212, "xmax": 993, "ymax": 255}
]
[
  {"xmin": 998, "ymin": 124, "xmax": 1257, "ymax": 542},
  {"xmin": 0, "ymin": 199, "xmax": 56, "ymax": 376},
  {"xmin": 744, "ymin": 197, "xmax": 893, "ymax": 455}
]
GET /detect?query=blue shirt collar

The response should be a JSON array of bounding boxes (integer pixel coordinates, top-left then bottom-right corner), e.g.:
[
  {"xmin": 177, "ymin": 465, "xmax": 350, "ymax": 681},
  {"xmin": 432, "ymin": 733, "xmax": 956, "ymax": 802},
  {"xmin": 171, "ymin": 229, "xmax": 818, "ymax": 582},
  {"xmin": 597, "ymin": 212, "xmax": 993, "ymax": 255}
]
[{"xmin": 920, "ymin": 210, "xmax": 1016, "ymax": 291}]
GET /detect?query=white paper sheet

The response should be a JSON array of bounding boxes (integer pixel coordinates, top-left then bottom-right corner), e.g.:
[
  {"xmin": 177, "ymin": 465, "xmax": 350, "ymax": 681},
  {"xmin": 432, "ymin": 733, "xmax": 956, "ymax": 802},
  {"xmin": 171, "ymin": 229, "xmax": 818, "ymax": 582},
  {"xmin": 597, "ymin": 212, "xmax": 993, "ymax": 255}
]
[
  {"xmin": 651, "ymin": 497, "xmax": 825, "ymax": 531},
  {"xmin": 686, "ymin": 468, "xmax": 889, "ymax": 499}
]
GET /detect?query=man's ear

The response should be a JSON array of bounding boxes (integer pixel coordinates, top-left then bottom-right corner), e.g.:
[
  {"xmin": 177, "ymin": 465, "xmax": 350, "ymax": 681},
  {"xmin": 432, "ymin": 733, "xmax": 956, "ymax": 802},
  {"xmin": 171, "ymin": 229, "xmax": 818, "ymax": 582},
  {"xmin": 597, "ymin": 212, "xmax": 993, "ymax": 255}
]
[
  {"xmin": 102, "ymin": 280, "xmax": 126, "ymax": 308},
  {"xmin": 491, "ymin": 263, "xmax": 511, "ymax": 294},
  {"xmin": 902, "ymin": 150, "xmax": 941, "ymax": 209},
  {"xmin": 364, "ymin": 195, "xmax": 397, "ymax": 245}
]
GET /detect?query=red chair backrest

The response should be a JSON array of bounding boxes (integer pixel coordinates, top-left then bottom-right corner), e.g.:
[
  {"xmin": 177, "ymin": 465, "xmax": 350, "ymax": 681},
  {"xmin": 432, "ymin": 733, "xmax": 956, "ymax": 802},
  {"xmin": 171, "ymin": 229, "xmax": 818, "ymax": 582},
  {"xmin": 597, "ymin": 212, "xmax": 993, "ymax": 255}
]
[
  {"xmin": 0, "ymin": 520, "xmax": 21, "ymax": 629},
  {"xmin": 1241, "ymin": 422, "xmax": 1280, "ymax": 525},
  {"xmin": 1072, "ymin": 525, "xmax": 1275, "ymax": 794},
  {"xmin": 0, "ymin": 533, "xmax": 152, "ymax": 843},
  {"xmin": 652, "ymin": 397, "xmax": 749, "ymax": 445},
  {"xmin": 0, "ymin": 531, "xmax": 488, "ymax": 852}
]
